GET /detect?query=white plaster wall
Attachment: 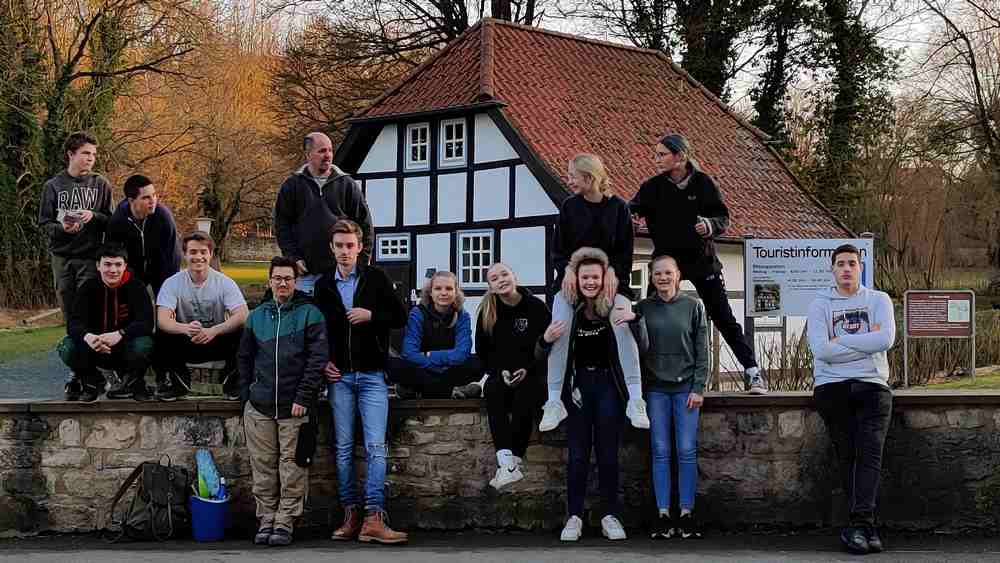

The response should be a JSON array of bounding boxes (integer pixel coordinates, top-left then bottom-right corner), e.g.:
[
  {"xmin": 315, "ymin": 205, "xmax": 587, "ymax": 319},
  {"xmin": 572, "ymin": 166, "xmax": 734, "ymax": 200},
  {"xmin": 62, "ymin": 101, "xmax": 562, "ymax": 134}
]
[
  {"xmin": 403, "ymin": 176, "xmax": 430, "ymax": 226},
  {"xmin": 514, "ymin": 165, "xmax": 558, "ymax": 217},
  {"xmin": 366, "ymin": 178, "xmax": 397, "ymax": 228},
  {"xmin": 358, "ymin": 125, "xmax": 397, "ymax": 174},
  {"xmin": 473, "ymin": 168, "xmax": 509, "ymax": 222},
  {"xmin": 474, "ymin": 113, "xmax": 518, "ymax": 163},
  {"xmin": 464, "ymin": 296, "xmax": 483, "ymax": 348},
  {"xmin": 437, "ymin": 173, "xmax": 466, "ymax": 224},
  {"xmin": 416, "ymin": 233, "xmax": 451, "ymax": 281},
  {"xmin": 500, "ymin": 226, "xmax": 546, "ymax": 286}
]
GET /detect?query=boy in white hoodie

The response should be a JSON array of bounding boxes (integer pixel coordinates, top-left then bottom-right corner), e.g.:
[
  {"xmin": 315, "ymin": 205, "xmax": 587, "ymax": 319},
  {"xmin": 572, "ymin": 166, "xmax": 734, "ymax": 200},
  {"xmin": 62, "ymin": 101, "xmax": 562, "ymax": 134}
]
[{"xmin": 807, "ymin": 244, "xmax": 894, "ymax": 556}]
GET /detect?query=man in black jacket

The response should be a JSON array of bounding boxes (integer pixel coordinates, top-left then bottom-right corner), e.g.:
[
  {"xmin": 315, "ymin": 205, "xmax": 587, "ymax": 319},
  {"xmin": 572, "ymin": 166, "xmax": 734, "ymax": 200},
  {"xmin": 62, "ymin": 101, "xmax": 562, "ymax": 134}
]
[
  {"xmin": 56, "ymin": 244, "xmax": 154, "ymax": 402},
  {"xmin": 274, "ymin": 133, "xmax": 374, "ymax": 295},
  {"xmin": 314, "ymin": 219, "xmax": 409, "ymax": 544},
  {"xmin": 106, "ymin": 174, "xmax": 181, "ymax": 296},
  {"xmin": 631, "ymin": 134, "xmax": 766, "ymax": 394}
]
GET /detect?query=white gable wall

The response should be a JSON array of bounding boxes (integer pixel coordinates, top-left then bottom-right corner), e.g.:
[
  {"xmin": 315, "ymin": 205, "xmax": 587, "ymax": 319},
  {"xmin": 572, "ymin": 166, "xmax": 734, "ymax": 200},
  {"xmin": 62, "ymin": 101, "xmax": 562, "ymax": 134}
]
[
  {"xmin": 474, "ymin": 113, "xmax": 518, "ymax": 163},
  {"xmin": 515, "ymin": 165, "xmax": 558, "ymax": 217},
  {"xmin": 416, "ymin": 233, "xmax": 451, "ymax": 280},
  {"xmin": 366, "ymin": 178, "xmax": 397, "ymax": 227},
  {"xmin": 473, "ymin": 168, "xmax": 509, "ymax": 221},
  {"xmin": 501, "ymin": 226, "xmax": 546, "ymax": 286},
  {"xmin": 403, "ymin": 176, "xmax": 430, "ymax": 225},
  {"xmin": 436, "ymin": 173, "xmax": 466, "ymax": 223},
  {"xmin": 359, "ymin": 125, "xmax": 397, "ymax": 173}
]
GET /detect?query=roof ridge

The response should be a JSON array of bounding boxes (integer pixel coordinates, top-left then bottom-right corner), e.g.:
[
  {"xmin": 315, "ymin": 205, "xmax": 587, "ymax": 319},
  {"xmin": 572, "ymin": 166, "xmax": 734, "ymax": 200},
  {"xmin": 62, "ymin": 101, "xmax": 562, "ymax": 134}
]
[
  {"xmin": 354, "ymin": 21, "xmax": 486, "ymax": 119},
  {"xmin": 481, "ymin": 17, "xmax": 673, "ymax": 61},
  {"xmin": 478, "ymin": 19, "xmax": 496, "ymax": 101}
]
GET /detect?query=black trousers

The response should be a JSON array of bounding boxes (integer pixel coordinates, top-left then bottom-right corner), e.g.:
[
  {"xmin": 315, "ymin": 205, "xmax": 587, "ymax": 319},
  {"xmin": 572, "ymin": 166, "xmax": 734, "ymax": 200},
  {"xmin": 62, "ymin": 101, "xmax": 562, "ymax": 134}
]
[
  {"xmin": 687, "ymin": 272, "xmax": 758, "ymax": 370},
  {"xmin": 386, "ymin": 356, "xmax": 483, "ymax": 399},
  {"xmin": 813, "ymin": 380, "xmax": 893, "ymax": 527},
  {"xmin": 153, "ymin": 329, "xmax": 242, "ymax": 389},
  {"xmin": 484, "ymin": 372, "xmax": 542, "ymax": 458}
]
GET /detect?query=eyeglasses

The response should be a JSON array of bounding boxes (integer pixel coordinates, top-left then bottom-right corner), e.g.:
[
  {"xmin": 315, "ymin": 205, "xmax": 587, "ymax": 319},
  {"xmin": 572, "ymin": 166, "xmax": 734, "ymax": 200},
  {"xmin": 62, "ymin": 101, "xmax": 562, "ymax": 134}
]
[{"xmin": 270, "ymin": 276, "xmax": 295, "ymax": 285}]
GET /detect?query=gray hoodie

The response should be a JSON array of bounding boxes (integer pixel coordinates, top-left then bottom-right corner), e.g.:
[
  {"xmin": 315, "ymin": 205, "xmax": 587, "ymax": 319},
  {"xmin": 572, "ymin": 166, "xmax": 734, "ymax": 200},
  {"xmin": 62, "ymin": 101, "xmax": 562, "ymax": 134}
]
[
  {"xmin": 807, "ymin": 286, "xmax": 895, "ymax": 389},
  {"xmin": 37, "ymin": 171, "xmax": 113, "ymax": 258}
]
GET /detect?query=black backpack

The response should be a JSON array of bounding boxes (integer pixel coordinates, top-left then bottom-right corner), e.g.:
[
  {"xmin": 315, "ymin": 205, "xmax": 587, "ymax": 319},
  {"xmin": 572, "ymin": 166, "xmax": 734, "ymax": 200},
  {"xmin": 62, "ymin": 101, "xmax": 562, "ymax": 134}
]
[{"xmin": 105, "ymin": 456, "xmax": 192, "ymax": 541}]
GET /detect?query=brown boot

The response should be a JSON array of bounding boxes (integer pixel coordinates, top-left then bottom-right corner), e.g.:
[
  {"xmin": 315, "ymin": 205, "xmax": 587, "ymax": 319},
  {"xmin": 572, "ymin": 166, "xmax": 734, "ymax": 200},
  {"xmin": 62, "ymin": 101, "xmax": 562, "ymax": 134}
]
[
  {"xmin": 358, "ymin": 510, "xmax": 408, "ymax": 544},
  {"xmin": 330, "ymin": 506, "xmax": 362, "ymax": 541}
]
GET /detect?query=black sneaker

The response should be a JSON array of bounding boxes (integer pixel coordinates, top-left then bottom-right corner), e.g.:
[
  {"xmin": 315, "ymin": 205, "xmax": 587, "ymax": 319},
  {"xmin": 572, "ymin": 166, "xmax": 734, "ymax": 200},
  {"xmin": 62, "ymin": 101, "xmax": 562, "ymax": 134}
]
[
  {"xmin": 650, "ymin": 512, "xmax": 673, "ymax": 539},
  {"xmin": 840, "ymin": 526, "xmax": 870, "ymax": 554},
  {"xmin": 394, "ymin": 384, "xmax": 420, "ymax": 400},
  {"xmin": 106, "ymin": 383, "xmax": 134, "ymax": 400},
  {"xmin": 156, "ymin": 381, "xmax": 188, "ymax": 402},
  {"xmin": 132, "ymin": 383, "xmax": 152, "ymax": 402},
  {"xmin": 865, "ymin": 526, "xmax": 884, "ymax": 553},
  {"xmin": 254, "ymin": 527, "xmax": 273, "ymax": 546},
  {"xmin": 268, "ymin": 528, "xmax": 293, "ymax": 546},
  {"xmin": 64, "ymin": 376, "xmax": 82, "ymax": 401},
  {"xmin": 678, "ymin": 512, "xmax": 703, "ymax": 539},
  {"xmin": 79, "ymin": 384, "xmax": 101, "ymax": 403},
  {"xmin": 222, "ymin": 385, "xmax": 241, "ymax": 401}
]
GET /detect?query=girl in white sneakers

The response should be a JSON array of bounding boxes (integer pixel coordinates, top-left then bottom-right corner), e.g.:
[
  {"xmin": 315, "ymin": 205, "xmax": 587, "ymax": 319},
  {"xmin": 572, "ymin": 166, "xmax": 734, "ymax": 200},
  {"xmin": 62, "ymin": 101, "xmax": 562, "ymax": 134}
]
[
  {"xmin": 541, "ymin": 248, "xmax": 640, "ymax": 542},
  {"xmin": 540, "ymin": 154, "xmax": 648, "ymax": 433}
]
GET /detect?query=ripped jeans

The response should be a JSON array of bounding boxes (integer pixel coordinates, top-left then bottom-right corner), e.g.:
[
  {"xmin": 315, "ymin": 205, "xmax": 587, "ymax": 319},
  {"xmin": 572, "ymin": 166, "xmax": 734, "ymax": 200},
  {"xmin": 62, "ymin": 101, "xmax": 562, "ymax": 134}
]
[{"xmin": 329, "ymin": 370, "xmax": 389, "ymax": 511}]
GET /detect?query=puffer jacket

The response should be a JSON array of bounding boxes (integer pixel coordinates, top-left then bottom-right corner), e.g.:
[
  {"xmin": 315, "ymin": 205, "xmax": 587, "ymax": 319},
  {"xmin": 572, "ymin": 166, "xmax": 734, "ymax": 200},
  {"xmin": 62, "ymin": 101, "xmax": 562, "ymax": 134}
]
[{"xmin": 237, "ymin": 290, "xmax": 328, "ymax": 419}]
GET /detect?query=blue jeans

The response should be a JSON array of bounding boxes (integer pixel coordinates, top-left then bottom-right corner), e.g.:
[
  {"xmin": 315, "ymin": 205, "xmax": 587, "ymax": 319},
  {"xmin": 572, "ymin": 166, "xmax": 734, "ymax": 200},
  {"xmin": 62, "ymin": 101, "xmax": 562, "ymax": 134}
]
[
  {"xmin": 647, "ymin": 388, "xmax": 700, "ymax": 511},
  {"xmin": 329, "ymin": 371, "xmax": 388, "ymax": 511},
  {"xmin": 566, "ymin": 367, "xmax": 624, "ymax": 518}
]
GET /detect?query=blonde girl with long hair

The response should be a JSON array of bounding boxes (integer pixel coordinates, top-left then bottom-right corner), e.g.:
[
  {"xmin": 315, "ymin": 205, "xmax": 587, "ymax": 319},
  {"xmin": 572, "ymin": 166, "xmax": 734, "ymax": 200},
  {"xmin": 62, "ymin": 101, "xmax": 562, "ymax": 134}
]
[{"xmin": 475, "ymin": 263, "xmax": 551, "ymax": 490}]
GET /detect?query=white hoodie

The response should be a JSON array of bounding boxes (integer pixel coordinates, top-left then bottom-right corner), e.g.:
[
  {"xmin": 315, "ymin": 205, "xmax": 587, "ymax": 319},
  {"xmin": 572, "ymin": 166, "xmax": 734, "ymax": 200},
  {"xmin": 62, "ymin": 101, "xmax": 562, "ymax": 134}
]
[{"xmin": 807, "ymin": 286, "xmax": 895, "ymax": 389}]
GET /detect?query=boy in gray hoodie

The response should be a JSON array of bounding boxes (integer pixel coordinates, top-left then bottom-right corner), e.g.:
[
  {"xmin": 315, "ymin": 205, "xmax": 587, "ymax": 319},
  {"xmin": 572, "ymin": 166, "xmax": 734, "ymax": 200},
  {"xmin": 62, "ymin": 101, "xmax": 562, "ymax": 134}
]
[{"xmin": 807, "ymin": 244, "xmax": 895, "ymax": 555}]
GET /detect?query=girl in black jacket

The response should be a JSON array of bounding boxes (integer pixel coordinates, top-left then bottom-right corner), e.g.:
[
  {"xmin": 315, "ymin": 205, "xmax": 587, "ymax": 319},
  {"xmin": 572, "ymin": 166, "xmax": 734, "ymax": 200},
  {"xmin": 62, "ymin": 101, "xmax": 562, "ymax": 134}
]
[{"xmin": 475, "ymin": 263, "xmax": 551, "ymax": 490}]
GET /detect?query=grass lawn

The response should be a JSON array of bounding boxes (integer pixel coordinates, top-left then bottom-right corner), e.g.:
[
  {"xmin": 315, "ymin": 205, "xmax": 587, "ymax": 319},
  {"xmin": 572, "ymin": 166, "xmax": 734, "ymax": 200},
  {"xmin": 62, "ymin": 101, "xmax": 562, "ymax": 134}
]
[
  {"xmin": 923, "ymin": 368, "xmax": 1000, "ymax": 390},
  {"xmin": 221, "ymin": 262, "xmax": 270, "ymax": 288},
  {"xmin": 0, "ymin": 325, "xmax": 64, "ymax": 364}
]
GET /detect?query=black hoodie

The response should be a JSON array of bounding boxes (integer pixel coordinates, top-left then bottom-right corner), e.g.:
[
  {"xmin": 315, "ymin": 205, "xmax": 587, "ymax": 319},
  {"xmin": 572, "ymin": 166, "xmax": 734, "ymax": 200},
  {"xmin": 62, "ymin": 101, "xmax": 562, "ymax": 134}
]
[
  {"xmin": 475, "ymin": 287, "xmax": 551, "ymax": 378},
  {"xmin": 550, "ymin": 194, "xmax": 635, "ymax": 299},
  {"xmin": 67, "ymin": 269, "xmax": 154, "ymax": 340},
  {"xmin": 106, "ymin": 199, "xmax": 181, "ymax": 294}
]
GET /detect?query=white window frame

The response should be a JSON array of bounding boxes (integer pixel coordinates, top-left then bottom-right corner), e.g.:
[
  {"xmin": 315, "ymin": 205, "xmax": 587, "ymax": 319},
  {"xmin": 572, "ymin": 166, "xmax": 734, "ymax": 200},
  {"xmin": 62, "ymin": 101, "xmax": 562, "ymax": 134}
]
[
  {"xmin": 405, "ymin": 122, "xmax": 430, "ymax": 169},
  {"xmin": 376, "ymin": 233, "xmax": 411, "ymax": 262},
  {"xmin": 456, "ymin": 230, "xmax": 493, "ymax": 289},
  {"xmin": 629, "ymin": 263, "xmax": 648, "ymax": 300},
  {"xmin": 439, "ymin": 118, "xmax": 466, "ymax": 167}
]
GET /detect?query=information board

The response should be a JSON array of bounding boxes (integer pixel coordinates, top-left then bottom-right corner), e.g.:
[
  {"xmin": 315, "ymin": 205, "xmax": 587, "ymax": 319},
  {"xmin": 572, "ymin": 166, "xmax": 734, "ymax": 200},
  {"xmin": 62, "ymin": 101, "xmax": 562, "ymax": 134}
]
[
  {"xmin": 905, "ymin": 291, "xmax": 974, "ymax": 338},
  {"xmin": 743, "ymin": 238, "xmax": 875, "ymax": 317}
]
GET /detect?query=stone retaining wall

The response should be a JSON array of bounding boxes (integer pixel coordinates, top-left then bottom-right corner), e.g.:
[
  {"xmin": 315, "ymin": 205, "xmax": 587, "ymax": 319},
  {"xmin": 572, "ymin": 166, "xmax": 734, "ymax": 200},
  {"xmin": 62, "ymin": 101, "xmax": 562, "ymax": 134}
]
[{"xmin": 2, "ymin": 392, "xmax": 1000, "ymax": 536}]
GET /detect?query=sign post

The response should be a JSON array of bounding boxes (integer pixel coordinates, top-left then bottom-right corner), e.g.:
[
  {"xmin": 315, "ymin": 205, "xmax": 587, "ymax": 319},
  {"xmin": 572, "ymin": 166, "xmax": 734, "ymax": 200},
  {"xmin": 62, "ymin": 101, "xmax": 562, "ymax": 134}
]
[{"xmin": 903, "ymin": 290, "xmax": 976, "ymax": 388}]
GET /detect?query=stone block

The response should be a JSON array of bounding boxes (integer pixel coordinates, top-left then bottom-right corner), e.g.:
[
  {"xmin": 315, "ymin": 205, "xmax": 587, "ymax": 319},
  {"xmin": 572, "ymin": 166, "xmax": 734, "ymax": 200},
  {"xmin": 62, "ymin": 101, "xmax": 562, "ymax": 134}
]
[
  {"xmin": 225, "ymin": 416, "xmax": 245, "ymax": 447},
  {"xmin": 403, "ymin": 417, "xmax": 423, "ymax": 426},
  {"xmin": 160, "ymin": 416, "xmax": 224, "ymax": 446},
  {"xmin": 388, "ymin": 446, "xmax": 411, "ymax": 459},
  {"xmin": 778, "ymin": 411, "xmax": 804, "ymax": 438},
  {"xmin": 903, "ymin": 410, "xmax": 942, "ymax": 430},
  {"xmin": 0, "ymin": 446, "xmax": 35, "ymax": 469},
  {"xmin": 946, "ymin": 409, "xmax": 985, "ymax": 429},
  {"xmin": 58, "ymin": 419, "xmax": 81, "ymax": 447},
  {"xmin": 400, "ymin": 430, "xmax": 436, "ymax": 446},
  {"xmin": 699, "ymin": 413, "xmax": 737, "ymax": 453},
  {"xmin": 138, "ymin": 416, "xmax": 159, "ymax": 449},
  {"xmin": 524, "ymin": 444, "xmax": 563, "ymax": 463},
  {"xmin": 40, "ymin": 448, "xmax": 90, "ymax": 468},
  {"xmin": 737, "ymin": 412, "xmax": 773, "ymax": 435},
  {"xmin": 424, "ymin": 416, "xmax": 442, "ymax": 427},
  {"xmin": 424, "ymin": 442, "xmax": 466, "ymax": 455},
  {"xmin": 447, "ymin": 413, "xmax": 477, "ymax": 426},
  {"xmin": 63, "ymin": 467, "xmax": 135, "ymax": 499},
  {"xmin": 44, "ymin": 502, "xmax": 97, "ymax": 532},
  {"xmin": 84, "ymin": 419, "xmax": 136, "ymax": 449}
]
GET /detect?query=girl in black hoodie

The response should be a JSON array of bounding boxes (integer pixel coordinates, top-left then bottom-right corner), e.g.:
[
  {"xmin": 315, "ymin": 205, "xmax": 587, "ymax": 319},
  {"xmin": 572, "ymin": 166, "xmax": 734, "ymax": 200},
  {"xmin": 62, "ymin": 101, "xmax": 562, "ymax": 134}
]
[{"xmin": 475, "ymin": 263, "xmax": 551, "ymax": 490}]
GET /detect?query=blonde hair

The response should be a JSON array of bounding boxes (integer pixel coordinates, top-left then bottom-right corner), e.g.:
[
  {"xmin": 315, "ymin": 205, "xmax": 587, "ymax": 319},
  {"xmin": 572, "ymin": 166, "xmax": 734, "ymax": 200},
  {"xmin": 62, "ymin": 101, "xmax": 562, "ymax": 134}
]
[
  {"xmin": 567, "ymin": 247, "xmax": 612, "ymax": 318},
  {"xmin": 477, "ymin": 263, "xmax": 517, "ymax": 335},
  {"xmin": 419, "ymin": 271, "xmax": 465, "ymax": 325},
  {"xmin": 570, "ymin": 153, "xmax": 612, "ymax": 196},
  {"xmin": 649, "ymin": 254, "xmax": 682, "ymax": 292}
]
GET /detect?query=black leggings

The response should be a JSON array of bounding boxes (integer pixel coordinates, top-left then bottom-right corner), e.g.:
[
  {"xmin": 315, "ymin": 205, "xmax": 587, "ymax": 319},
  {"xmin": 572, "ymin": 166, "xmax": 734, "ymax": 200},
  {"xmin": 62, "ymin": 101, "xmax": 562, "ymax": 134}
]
[
  {"xmin": 484, "ymin": 373, "xmax": 542, "ymax": 458},
  {"xmin": 386, "ymin": 356, "xmax": 483, "ymax": 399}
]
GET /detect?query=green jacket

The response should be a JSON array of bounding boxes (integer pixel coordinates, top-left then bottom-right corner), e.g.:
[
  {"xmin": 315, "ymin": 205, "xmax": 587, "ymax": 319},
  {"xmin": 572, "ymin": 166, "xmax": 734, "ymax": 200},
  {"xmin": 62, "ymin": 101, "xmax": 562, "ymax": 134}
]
[
  {"xmin": 238, "ymin": 291, "xmax": 328, "ymax": 418},
  {"xmin": 634, "ymin": 293, "xmax": 708, "ymax": 394}
]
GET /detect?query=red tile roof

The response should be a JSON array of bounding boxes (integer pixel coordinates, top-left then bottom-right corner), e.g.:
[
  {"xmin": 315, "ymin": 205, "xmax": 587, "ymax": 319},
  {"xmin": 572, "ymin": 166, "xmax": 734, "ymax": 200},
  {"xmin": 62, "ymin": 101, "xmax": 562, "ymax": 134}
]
[{"xmin": 355, "ymin": 19, "xmax": 850, "ymax": 239}]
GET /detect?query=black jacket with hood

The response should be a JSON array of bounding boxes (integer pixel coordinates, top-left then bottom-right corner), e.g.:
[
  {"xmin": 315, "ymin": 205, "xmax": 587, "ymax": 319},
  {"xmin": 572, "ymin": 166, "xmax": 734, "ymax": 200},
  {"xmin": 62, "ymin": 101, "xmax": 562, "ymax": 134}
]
[
  {"xmin": 274, "ymin": 165, "xmax": 374, "ymax": 274},
  {"xmin": 106, "ymin": 199, "xmax": 181, "ymax": 295},
  {"xmin": 313, "ymin": 263, "xmax": 407, "ymax": 373},
  {"xmin": 67, "ymin": 269, "xmax": 154, "ymax": 340},
  {"xmin": 630, "ymin": 163, "xmax": 731, "ymax": 281}
]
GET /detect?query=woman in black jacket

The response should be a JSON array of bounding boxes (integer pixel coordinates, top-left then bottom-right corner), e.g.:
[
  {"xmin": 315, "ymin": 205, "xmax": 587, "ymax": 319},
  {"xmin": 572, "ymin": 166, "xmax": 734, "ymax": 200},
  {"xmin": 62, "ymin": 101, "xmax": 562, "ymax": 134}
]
[
  {"xmin": 630, "ymin": 133, "xmax": 765, "ymax": 394},
  {"xmin": 475, "ymin": 263, "xmax": 551, "ymax": 490}
]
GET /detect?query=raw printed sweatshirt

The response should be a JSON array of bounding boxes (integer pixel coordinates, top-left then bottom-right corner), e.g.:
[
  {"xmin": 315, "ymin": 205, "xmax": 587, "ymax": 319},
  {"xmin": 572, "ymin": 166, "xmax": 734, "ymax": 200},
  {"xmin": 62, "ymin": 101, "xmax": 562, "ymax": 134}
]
[
  {"xmin": 37, "ymin": 171, "xmax": 114, "ymax": 258},
  {"xmin": 807, "ymin": 286, "xmax": 896, "ymax": 389}
]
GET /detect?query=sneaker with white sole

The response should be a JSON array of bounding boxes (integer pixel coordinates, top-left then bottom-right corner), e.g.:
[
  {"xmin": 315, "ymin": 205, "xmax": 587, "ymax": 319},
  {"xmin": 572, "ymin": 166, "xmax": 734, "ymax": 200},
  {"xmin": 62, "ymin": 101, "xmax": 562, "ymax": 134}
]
[
  {"xmin": 539, "ymin": 400, "xmax": 568, "ymax": 432},
  {"xmin": 626, "ymin": 398, "xmax": 650, "ymax": 429},
  {"xmin": 451, "ymin": 382, "xmax": 482, "ymax": 399},
  {"xmin": 560, "ymin": 515, "xmax": 583, "ymax": 542},
  {"xmin": 489, "ymin": 465, "xmax": 524, "ymax": 490},
  {"xmin": 601, "ymin": 514, "xmax": 627, "ymax": 540},
  {"xmin": 747, "ymin": 367, "xmax": 768, "ymax": 395}
]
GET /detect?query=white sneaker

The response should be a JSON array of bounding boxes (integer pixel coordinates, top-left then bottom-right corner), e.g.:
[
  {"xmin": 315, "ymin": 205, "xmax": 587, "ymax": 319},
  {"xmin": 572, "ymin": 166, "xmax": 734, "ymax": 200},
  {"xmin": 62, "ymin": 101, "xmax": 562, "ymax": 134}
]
[
  {"xmin": 747, "ymin": 367, "xmax": 768, "ymax": 395},
  {"xmin": 489, "ymin": 465, "xmax": 524, "ymax": 491},
  {"xmin": 601, "ymin": 514, "xmax": 627, "ymax": 540},
  {"xmin": 560, "ymin": 515, "xmax": 583, "ymax": 542},
  {"xmin": 626, "ymin": 398, "xmax": 650, "ymax": 429},
  {"xmin": 538, "ymin": 400, "xmax": 568, "ymax": 432}
]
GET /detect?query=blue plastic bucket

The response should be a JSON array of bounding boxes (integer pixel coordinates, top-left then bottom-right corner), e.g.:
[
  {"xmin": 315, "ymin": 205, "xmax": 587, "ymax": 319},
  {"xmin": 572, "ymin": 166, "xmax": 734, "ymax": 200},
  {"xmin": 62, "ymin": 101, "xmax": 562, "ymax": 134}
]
[{"xmin": 190, "ymin": 495, "xmax": 230, "ymax": 542}]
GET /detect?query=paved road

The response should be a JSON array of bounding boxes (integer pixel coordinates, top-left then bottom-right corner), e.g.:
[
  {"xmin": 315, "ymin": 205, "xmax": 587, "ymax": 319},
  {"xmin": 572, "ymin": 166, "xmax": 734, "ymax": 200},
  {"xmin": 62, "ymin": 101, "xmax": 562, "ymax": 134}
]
[
  {"xmin": 0, "ymin": 349, "xmax": 64, "ymax": 399},
  {"xmin": 3, "ymin": 532, "xmax": 1000, "ymax": 562}
]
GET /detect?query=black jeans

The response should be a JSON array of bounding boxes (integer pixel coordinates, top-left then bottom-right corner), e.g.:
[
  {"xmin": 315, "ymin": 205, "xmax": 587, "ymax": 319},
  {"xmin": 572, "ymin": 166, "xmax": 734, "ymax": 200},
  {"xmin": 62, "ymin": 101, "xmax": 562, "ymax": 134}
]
[
  {"xmin": 691, "ymin": 272, "xmax": 757, "ymax": 370},
  {"xmin": 566, "ymin": 366, "xmax": 624, "ymax": 518},
  {"xmin": 484, "ymin": 372, "xmax": 543, "ymax": 458},
  {"xmin": 813, "ymin": 380, "xmax": 893, "ymax": 527},
  {"xmin": 57, "ymin": 335, "xmax": 153, "ymax": 388},
  {"xmin": 386, "ymin": 356, "xmax": 483, "ymax": 399},
  {"xmin": 153, "ymin": 329, "xmax": 242, "ymax": 389}
]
